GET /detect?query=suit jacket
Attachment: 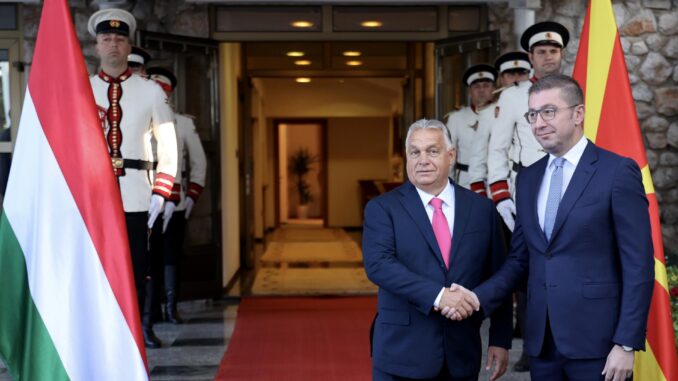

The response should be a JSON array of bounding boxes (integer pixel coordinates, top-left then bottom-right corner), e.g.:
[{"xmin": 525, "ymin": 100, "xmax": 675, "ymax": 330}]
[
  {"xmin": 475, "ymin": 141, "xmax": 654, "ymax": 359},
  {"xmin": 363, "ymin": 180, "xmax": 512, "ymax": 379}
]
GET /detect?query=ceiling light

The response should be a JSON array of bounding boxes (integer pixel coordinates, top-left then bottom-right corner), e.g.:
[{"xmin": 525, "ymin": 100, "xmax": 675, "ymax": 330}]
[
  {"xmin": 361, "ymin": 20, "xmax": 383, "ymax": 28},
  {"xmin": 346, "ymin": 60, "xmax": 363, "ymax": 66},
  {"xmin": 342, "ymin": 51, "xmax": 362, "ymax": 57},
  {"xmin": 286, "ymin": 51, "xmax": 305, "ymax": 57},
  {"xmin": 294, "ymin": 60, "xmax": 312, "ymax": 66},
  {"xmin": 291, "ymin": 21, "xmax": 314, "ymax": 28},
  {"xmin": 296, "ymin": 77, "xmax": 312, "ymax": 83}
]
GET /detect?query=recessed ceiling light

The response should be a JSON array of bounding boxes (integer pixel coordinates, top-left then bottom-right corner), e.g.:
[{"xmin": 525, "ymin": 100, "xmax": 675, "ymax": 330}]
[
  {"xmin": 296, "ymin": 77, "xmax": 312, "ymax": 83},
  {"xmin": 361, "ymin": 20, "xmax": 383, "ymax": 28},
  {"xmin": 286, "ymin": 51, "xmax": 305, "ymax": 57},
  {"xmin": 346, "ymin": 60, "xmax": 363, "ymax": 66},
  {"xmin": 342, "ymin": 51, "xmax": 362, "ymax": 57},
  {"xmin": 291, "ymin": 21, "xmax": 314, "ymax": 28},
  {"xmin": 294, "ymin": 60, "xmax": 312, "ymax": 66}
]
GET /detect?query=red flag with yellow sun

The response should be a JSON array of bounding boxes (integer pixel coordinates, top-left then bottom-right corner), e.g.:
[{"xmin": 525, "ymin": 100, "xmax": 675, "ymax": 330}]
[{"xmin": 572, "ymin": 1, "xmax": 678, "ymax": 380}]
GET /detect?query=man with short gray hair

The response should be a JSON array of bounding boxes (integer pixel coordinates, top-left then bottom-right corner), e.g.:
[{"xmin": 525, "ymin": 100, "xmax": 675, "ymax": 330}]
[{"xmin": 363, "ymin": 118, "xmax": 512, "ymax": 381}]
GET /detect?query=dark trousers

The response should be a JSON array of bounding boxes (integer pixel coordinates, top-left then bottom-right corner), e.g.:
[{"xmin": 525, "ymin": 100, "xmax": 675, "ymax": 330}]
[
  {"xmin": 530, "ymin": 319, "xmax": 608, "ymax": 381},
  {"xmin": 147, "ymin": 212, "xmax": 187, "ymax": 320},
  {"xmin": 125, "ymin": 212, "xmax": 150, "ymax": 312},
  {"xmin": 373, "ymin": 365, "xmax": 478, "ymax": 381}
]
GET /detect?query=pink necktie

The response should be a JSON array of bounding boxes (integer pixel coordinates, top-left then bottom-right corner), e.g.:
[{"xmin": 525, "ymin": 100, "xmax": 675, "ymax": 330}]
[{"xmin": 430, "ymin": 198, "xmax": 451, "ymax": 269}]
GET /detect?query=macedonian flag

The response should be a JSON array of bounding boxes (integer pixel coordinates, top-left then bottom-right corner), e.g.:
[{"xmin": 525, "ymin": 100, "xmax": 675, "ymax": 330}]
[{"xmin": 572, "ymin": 1, "xmax": 678, "ymax": 380}]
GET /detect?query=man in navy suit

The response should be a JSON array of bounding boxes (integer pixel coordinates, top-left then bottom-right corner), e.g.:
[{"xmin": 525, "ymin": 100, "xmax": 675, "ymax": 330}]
[
  {"xmin": 454, "ymin": 75, "xmax": 654, "ymax": 381},
  {"xmin": 363, "ymin": 119, "xmax": 512, "ymax": 381}
]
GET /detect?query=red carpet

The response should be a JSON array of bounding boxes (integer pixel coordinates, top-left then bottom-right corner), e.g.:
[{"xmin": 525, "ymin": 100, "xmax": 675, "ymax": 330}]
[{"xmin": 215, "ymin": 296, "xmax": 376, "ymax": 381}]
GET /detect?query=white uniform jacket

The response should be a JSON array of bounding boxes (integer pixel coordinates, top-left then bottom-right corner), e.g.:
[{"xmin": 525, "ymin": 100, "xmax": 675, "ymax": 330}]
[
  {"xmin": 485, "ymin": 79, "xmax": 545, "ymax": 203},
  {"xmin": 91, "ymin": 70, "xmax": 178, "ymax": 212},
  {"xmin": 446, "ymin": 104, "xmax": 495, "ymax": 192},
  {"xmin": 169, "ymin": 113, "xmax": 207, "ymax": 211}
]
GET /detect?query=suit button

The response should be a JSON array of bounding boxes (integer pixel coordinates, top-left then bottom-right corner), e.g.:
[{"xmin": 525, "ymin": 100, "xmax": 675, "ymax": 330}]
[{"xmin": 546, "ymin": 252, "xmax": 552, "ymax": 259}]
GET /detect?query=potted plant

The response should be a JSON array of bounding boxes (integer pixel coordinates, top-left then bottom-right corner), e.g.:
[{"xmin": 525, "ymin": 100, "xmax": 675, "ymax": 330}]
[{"xmin": 289, "ymin": 148, "xmax": 318, "ymax": 219}]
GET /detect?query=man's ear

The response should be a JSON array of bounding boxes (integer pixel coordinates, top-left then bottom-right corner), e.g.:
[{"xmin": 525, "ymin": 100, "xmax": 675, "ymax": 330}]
[{"xmin": 574, "ymin": 104, "xmax": 585, "ymax": 125}]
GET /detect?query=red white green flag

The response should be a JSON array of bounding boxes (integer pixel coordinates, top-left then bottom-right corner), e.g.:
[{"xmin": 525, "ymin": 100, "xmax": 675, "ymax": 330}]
[
  {"xmin": 573, "ymin": 1, "xmax": 678, "ymax": 380},
  {"xmin": 0, "ymin": 0, "xmax": 148, "ymax": 379}
]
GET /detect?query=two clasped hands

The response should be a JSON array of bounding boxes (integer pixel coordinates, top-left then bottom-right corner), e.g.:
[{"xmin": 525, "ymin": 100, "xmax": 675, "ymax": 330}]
[{"xmin": 434, "ymin": 283, "xmax": 479, "ymax": 321}]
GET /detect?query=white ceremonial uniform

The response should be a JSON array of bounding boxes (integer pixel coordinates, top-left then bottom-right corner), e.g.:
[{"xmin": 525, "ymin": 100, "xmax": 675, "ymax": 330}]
[
  {"xmin": 91, "ymin": 70, "xmax": 178, "ymax": 212},
  {"xmin": 486, "ymin": 79, "xmax": 545, "ymax": 201},
  {"xmin": 170, "ymin": 113, "xmax": 207, "ymax": 211},
  {"xmin": 446, "ymin": 104, "xmax": 495, "ymax": 190}
]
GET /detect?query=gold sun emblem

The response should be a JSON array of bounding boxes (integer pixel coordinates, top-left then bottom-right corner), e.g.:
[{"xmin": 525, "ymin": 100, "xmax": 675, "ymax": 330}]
[
  {"xmin": 110, "ymin": 20, "xmax": 121, "ymax": 28},
  {"xmin": 545, "ymin": 32, "xmax": 552, "ymax": 39}
]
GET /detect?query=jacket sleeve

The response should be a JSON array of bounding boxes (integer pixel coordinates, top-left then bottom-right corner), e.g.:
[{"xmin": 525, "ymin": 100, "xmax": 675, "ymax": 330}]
[
  {"xmin": 610, "ymin": 158, "xmax": 654, "ymax": 350},
  {"xmin": 150, "ymin": 85, "xmax": 177, "ymax": 198},
  {"xmin": 184, "ymin": 118, "xmax": 207, "ymax": 201},
  {"xmin": 487, "ymin": 91, "xmax": 515, "ymax": 203}
]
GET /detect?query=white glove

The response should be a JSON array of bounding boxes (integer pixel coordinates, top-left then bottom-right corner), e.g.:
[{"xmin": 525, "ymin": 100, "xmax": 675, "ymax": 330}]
[
  {"xmin": 147, "ymin": 194, "xmax": 165, "ymax": 229},
  {"xmin": 162, "ymin": 202, "xmax": 176, "ymax": 233},
  {"xmin": 496, "ymin": 199, "xmax": 516, "ymax": 232},
  {"xmin": 184, "ymin": 197, "xmax": 195, "ymax": 219}
]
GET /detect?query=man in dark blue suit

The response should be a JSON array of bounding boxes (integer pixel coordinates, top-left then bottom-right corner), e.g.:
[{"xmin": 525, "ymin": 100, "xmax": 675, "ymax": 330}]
[
  {"xmin": 363, "ymin": 119, "xmax": 512, "ymax": 381},
  {"xmin": 459, "ymin": 75, "xmax": 654, "ymax": 381}
]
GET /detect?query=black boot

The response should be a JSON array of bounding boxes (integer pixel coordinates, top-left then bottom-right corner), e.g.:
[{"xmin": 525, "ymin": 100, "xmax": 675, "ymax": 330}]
[
  {"xmin": 164, "ymin": 265, "xmax": 183, "ymax": 324},
  {"xmin": 143, "ymin": 312, "xmax": 162, "ymax": 348},
  {"xmin": 142, "ymin": 277, "xmax": 162, "ymax": 348}
]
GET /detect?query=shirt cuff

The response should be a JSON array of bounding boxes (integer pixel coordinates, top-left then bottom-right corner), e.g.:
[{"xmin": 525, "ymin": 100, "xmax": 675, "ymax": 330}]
[{"xmin": 433, "ymin": 287, "xmax": 445, "ymax": 309}]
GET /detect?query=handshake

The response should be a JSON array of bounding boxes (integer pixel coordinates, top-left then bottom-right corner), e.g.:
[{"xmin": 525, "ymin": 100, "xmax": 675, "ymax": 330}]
[{"xmin": 435, "ymin": 283, "xmax": 480, "ymax": 320}]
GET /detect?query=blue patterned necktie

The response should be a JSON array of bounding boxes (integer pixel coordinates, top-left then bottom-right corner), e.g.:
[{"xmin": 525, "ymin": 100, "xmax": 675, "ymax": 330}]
[{"xmin": 544, "ymin": 157, "xmax": 566, "ymax": 241}]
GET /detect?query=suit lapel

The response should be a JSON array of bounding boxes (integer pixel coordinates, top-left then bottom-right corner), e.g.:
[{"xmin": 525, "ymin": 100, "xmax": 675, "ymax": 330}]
[
  {"xmin": 450, "ymin": 183, "xmax": 470, "ymax": 269},
  {"xmin": 398, "ymin": 182, "xmax": 446, "ymax": 268},
  {"xmin": 548, "ymin": 142, "xmax": 598, "ymax": 245}
]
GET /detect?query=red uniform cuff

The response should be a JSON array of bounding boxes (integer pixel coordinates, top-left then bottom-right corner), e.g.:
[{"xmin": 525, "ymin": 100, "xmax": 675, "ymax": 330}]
[
  {"xmin": 470, "ymin": 181, "xmax": 487, "ymax": 197},
  {"xmin": 489, "ymin": 180, "xmax": 511, "ymax": 204},
  {"xmin": 187, "ymin": 182, "xmax": 204, "ymax": 201},
  {"xmin": 168, "ymin": 183, "xmax": 181, "ymax": 204},
  {"xmin": 152, "ymin": 173, "xmax": 175, "ymax": 199}
]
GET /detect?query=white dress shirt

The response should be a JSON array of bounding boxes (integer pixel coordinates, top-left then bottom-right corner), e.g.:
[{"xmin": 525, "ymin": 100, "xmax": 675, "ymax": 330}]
[
  {"xmin": 537, "ymin": 135, "xmax": 588, "ymax": 231},
  {"xmin": 414, "ymin": 181, "xmax": 456, "ymax": 308}
]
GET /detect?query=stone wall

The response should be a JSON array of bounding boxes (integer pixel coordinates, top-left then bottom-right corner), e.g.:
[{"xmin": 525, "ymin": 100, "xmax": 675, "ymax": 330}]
[
  {"xmin": 22, "ymin": 0, "xmax": 208, "ymax": 74},
  {"xmin": 491, "ymin": 0, "xmax": 678, "ymax": 262}
]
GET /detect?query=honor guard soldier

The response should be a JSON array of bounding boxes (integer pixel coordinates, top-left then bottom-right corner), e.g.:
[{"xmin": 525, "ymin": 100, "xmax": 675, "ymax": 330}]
[
  {"xmin": 445, "ymin": 64, "xmax": 497, "ymax": 192},
  {"xmin": 88, "ymin": 8, "xmax": 178, "ymax": 348},
  {"xmin": 468, "ymin": 52, "xmax": 532, "ymax": 197},
  {"xmin": 147, "ymin": 67, "xmax": 207, "ymax": 324},
  {"xmin": 127, "ymin": 46, "xmax": 151, "ymax": 76},
  {"xmin": 482, "ymin": 21, "xmax": 569, "ymax": 231},
  {"xmin": 495, "ymin": 51, "xmax": 531, "ymax": 89}
]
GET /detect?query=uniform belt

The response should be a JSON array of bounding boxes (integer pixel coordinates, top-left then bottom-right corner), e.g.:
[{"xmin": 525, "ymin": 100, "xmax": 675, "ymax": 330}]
[
  {"xmin": 512, "ymin": 161, "xmax": 525, "ymax": 173},
  {"xmin": 456, "ymin": 163, "xmax": 469, "ymax": 172},
  {"xmin": 111, "ymin": 158, "xmax": 158, "ymax": 171}
]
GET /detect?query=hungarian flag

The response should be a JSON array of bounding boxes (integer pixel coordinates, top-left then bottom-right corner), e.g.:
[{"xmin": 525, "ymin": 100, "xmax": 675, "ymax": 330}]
[
  {"xmin": 0, "ymin": 0, "xmax": 148, "ymax": 379},
  {"xmin": 573, "ymin": 1, "xmax": 678, "ymax": 380}
]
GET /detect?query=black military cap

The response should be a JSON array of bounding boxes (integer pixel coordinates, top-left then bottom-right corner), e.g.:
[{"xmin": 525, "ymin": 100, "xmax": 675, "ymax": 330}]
[
  {"xmin": 462, "ymin": 64, "xmax": 498, "ymax": 87},
  {"xmin": 520, "ymin": 21, "xmax": 570, "ymax": 51},
  {"xmin": 128, "ymin": 46, "xmax": 151, "ymax": 67},
  {"xmin": 87, "ymin": 9, "xmax": 136, "ymax": 37},
  {"xmin": 495, "ymin": 51, "xmax": 531, "ymax": 74},
  {"xmin": 147, "ymin": 67, "xmax": 177, "ymax": 92}
]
